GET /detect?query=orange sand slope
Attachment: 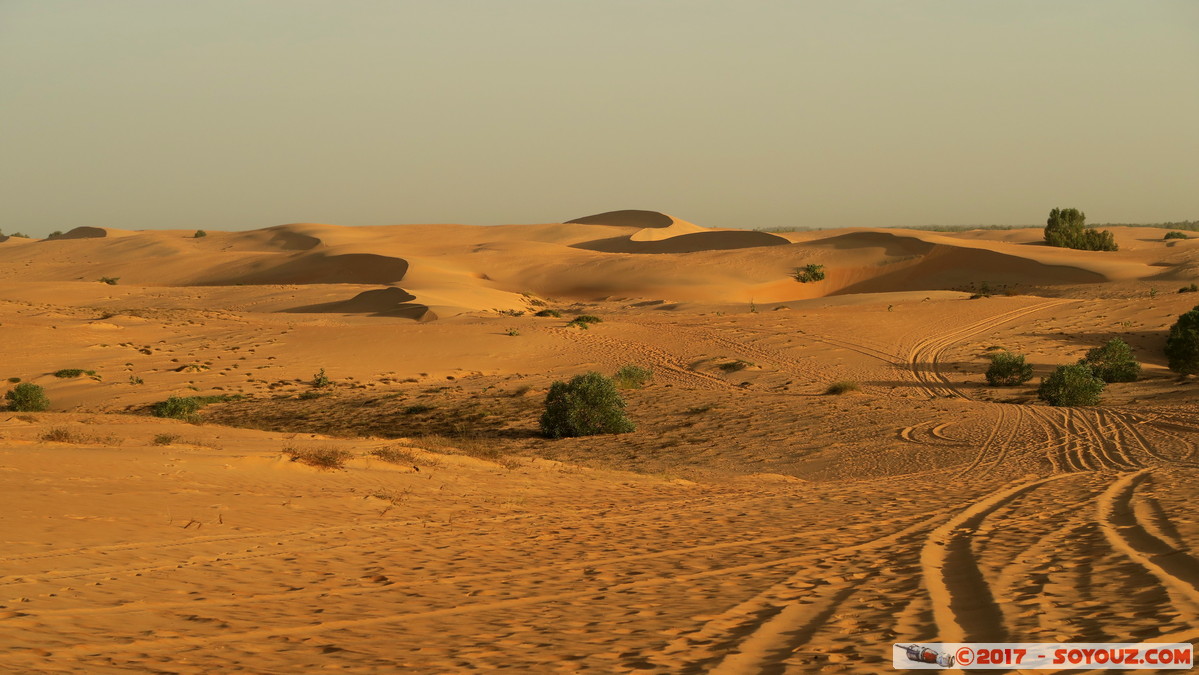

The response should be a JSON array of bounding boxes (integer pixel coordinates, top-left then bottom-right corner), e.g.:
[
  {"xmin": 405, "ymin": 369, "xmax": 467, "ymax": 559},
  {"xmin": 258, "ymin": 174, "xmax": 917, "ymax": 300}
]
[{"xmin": 3, "ymin": 213, "xmax": 1199, "ymax": 672}]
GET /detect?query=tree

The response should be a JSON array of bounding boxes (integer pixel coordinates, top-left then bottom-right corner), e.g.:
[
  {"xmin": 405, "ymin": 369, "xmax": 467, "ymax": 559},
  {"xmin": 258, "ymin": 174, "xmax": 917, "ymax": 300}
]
[
  {"xmin": 1043, "ymin": 208, "xmax": 1118, "ymax": 251},
  {"xmin": 1038, "ymin": 364, "xmax": 1105, "ymax": 406},
  {"xmin": 985, "ymin": 351, "xmax": 1033, "ymax": 386},
  {"xmin": 1166, "ymin": 305, "xmax": 1199, "ymax": 375},
  {"xmin": 1080, "ymin": 338, "xmax": 1140, "ymax": 383},
  {"xmin": 5, "ymin": 383, "xmax": 50, "ymax": 411},
  {"xmin": 540, "ymin": 372, "xmax": 634, "ymax": 438}
]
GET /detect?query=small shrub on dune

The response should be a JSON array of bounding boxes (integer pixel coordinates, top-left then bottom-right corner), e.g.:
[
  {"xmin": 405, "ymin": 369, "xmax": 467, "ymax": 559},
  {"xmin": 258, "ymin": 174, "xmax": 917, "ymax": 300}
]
[
  {"xmin": 567, "ymin": 315, "xmax": 602, "ymax": 329},
  {"xmin": 1166, "ymin": 305, "xmax": 1199, "ymax": 375},
  {"xmin": 151, "ymin": 396, "xmax": 202, "ymax": 420},
  {"xmin": 540, "ymin": 372, "xmax": 634, "ymax": 439},
  {"xmin": 1038, "ymin": 364, "xmax": 1105, "ymax": 406},
  {"xmin": 98, "ymin": 276, "xmax": 120, "ymax": 285},
  {"xmin": 1080, "ymin": 338, "xmax": 1140, "ymax": 383},
  {"xmin": 54, "ymin": 368, "xmax": 96, "ymax": 379},
  {"xmin": 824, "ymin": 380, "xmax": 860, "ymax": 395},
  {"xmin": 5, "ymin": 383, "xmax": 49, "ymax": 412},
  {"xmin": 1179, "ymin": 284, "xmax": 1198, "ymax": 294},
  {"xmin": 534, "ymin": 309, "xmax": 561, "ymax": 318},
  {"xmin": 284, "ymin": 446, "xmax": 352, "ymax": 470},
  {"xmin": 613, "ymin": 365, "xmax": 653, "ymax": 389},
  {"xmin": 792, "ymin": 264, "xmax": 826, "ymax": 283},
  {"xmin": 193, "ymin": 230, "xmax": 207, "ymax": 238},
  {"xmin": 153, "ymin": 434, "xmax": 181, "ymax": 446},
  {"xmin": 311, "ymin": 368, "xmax": 332, "ymax": 388},
  {"xmin": 985, "ymin": 351, "xmax": 1033, "ymax": 386},
  {"xmin": 1165, "ymin": 231, "xmax": 1189, "ymax": 241}
]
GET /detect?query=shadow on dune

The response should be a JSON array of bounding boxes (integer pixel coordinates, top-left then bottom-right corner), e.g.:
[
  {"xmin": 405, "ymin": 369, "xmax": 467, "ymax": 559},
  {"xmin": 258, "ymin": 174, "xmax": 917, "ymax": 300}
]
[
  {"xmin": 573, "ymin": 230, "xmax": 790, "ymax": 254},
  {"xmin": 285, "ymin": 287, "xmax": 436, "ymax": 321},
  {"xmin": 566, "ymin": 209, "xmax": 675, "ymax": 228},
  {"xmin": 198, "ymin": 252, "xmax": 410, "ymax": 285}
]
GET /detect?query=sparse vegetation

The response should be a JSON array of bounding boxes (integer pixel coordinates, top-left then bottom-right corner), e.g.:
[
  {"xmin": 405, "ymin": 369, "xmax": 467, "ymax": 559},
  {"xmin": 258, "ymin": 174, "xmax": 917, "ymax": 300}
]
[
  {"xmin": 311, "ymin": 368, "xmax": 331, "ymax": 388},
  {"xmin": 792, "ymin": 264, "xmax": 826, "ymax": 283},
  {"xmin": 284, "ymin": 446, "xmax": 352, "ymax": 470},
  {"xmin": 1165, "ymin": 231, "xmax": 1189, "ymax": 241},
  {"xmin": 1043, "ymin": 207, "xmax": 1117, "ymax": 251},
  {"xmin": 193, "ymin": 229, "xmax": 207, "ymax": 238},
  {"xmin": 40, "ymin": 427, "xmax": 79, "ymax": 443},
  {"xmin": 1179, "ymin": 284, "xmax": 1198, "ymax": 294},
  {"xmin": 824, "ymin": 380, "xmax": 860, "ymax": 395},
  {"xmin": 129, "ymin": 375, "xmax": 144, "ymax": 385},
  {"xmin": 7, "ymin": 377, "xmax": 20, "ymax": 383},
  {"xmin": 48, "ymin": 230, "xmax": 63, "ymax": 238},
  {"xmin": 1080, "ymin": 338, "xmax": 1140, "ymax": 383},
  {"xmin": 505, "ymin": 327, "xmax": 520, "ymax": 336},
  {"xmin": 153, "ymin": 433, "xmax": 181, "ymax": 446},
  {"xmin": 99, "ymin": 276, "xmax": 120, "ymax": 285},
  {"xmin": 534, "ymin": 309, "xmax": 561, "ymax": 317},
  {"xmin": 613, "ymin": 364, "xmax": 653, "ymax": 389},
  {"xmin": 151, "ymin": 396, "xmax": 203, "ymax": 419},
  {"xmin": 54, "ymin": 368, "xmax": 97, "ymax": 378},
  {"xmin": 369, "ymin": 446, "xmax": 433, "ymax": 467},
  {"xmin": 404, "ymin": 404, "xmax": 434, "ymax": 414},
  {"xmin": 1165, "ymin": 305, "xmax": 1199, "ymax": 375},
  {"xmin": 571, "ymin": 315, "xmax": 602, "ymax": 324},
  {"xmin": 985, "ymin": 351, "xmax": 1033, "ymax": 386},
  {"xmin": 718, "ymin": 360, "xmax": 753, "ymax": 372},
  {"xmin": 540, "ymin": 372, "xmax": 635, "ymax": 439},
  {"xmin": 5, "ymin": 383, "xmax": 49, "ymax": 411},
  {"xmin": 1038, "ymin": 364, "xmax": 1105, "ymax": 406},
  {"xmin": 297, "ymin": 390, "xmax": 327, "ymax": 400}
]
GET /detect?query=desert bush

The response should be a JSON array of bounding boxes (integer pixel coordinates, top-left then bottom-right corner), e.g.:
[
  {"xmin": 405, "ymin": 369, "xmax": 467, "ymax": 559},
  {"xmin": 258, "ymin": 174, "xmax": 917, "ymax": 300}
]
[
  {"xmin": 534, "ymin": 309, "xmax": 561, "ymax": 317},
  {"xmin": 98, "ymin": 276, "xmax": 120, "ymax": 285},
  {"xmin": 193, "ymin": 229, "xmax": 207, "ymax": 238},
  {"xmin": 404, "ymin": 404, "xmax": 433, "ymax": 414},
  {"xmin": 7, "ymin": 377, "xmax": 20, "ymax": 383},
  {"xmin": 284, "ymin": 446, "xmax": 352, "ymax": 470},
  {"xmin": 824, "ymin": 380, "xmax": 860, "ymax": 395},
  {"xmin": 1080, "ymin": 338, "xmax": 1140, "ymax": 383},
  {"xmin": 1038, "ymin": 364, "xmax": 1105, "ymax": 406},
  {"xmin": 151, "ymin": 396, "xmax": 203, "ymax": 419},
  {"xmin": 1043, "ymin": 208, "xmax": 1117, "ymax": 251},
  {"xmin": 1165, "ymin": 231, "xmax": 1189, "ymax": 240},
  {"xmin": 153, "ymin": 433, "xmax": 181, "ymax": 446},
  {"xmin": 5, "ymin": 383, "xmax": 49, "ymax": 412},
  {"xmin": 793, "ymin": 264, "xmax": 826, "ymax": 283},
  {"xmin": 40, "ymin": 427, "xmax": 78, "ymax": 443},
  {"xmin": 571, "ymin": 315, "xmax": 602, "ymax": 324},
  {"xmin": 297, "ymin": 390, "xmax": 326, "ymax": 400},
  {"xmin": 985, "ymin": 351, "xmax": 1033, "ymax": 386},
  {"xmin": 613, "ymin": 364, "xmax": 653, "ymax": 389},
  {"xmin": 1180, "ymin": 284, "xmax": 1198, "ymax": 294},
  {"xmin": 54, "ymin": 368, "xmax": 96, "ymax": 378},
  {"xmin": 311, "ymin": 368, "xmax": 331, "ymax": 388},
  {"xmin": 505, "ymin": 328, "xmax": 520, "ymax": 336},
  {"xmin": 540, "ymin": 372, "xmax": 635, "ymax": 439},
  {"xmin": 48, "ymin": 230, "xmax": 63, "ymax": 238},
  {"xmin": 1166, "ymin": 305, "xmax": 1199, "ymax": 375}
]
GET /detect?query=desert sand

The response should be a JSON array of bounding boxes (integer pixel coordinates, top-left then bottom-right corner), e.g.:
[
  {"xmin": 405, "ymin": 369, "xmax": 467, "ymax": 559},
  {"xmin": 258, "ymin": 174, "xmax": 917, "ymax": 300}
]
[{"xmin": 2, "ymin": 210, "xmax": 1199, "ymax": 672}]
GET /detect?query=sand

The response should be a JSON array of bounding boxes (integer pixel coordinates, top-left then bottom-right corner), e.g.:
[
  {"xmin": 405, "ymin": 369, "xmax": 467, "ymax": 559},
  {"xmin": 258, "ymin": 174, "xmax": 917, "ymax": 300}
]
[{"xmin": 2, "ymin": 212, "xmax": 1199, "ymax": 672}]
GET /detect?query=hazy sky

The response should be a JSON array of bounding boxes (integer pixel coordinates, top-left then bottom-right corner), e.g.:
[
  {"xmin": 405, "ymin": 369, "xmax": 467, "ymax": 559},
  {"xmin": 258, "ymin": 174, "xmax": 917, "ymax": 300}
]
[{"xmin": 2, "ymin": 1, "xmax": 1197, "ymax": 235}]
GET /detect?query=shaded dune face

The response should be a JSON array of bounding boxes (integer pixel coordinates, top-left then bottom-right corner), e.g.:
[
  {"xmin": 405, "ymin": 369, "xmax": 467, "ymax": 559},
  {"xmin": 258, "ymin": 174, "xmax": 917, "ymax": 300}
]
[
  {"xmin": 50, "ymin": 226, "xmax": 109, "ymax": 240},
  {"xmin": 195, "ymin": 252, "xmax": 410, "ymax": 286},
  {"xmin": 285, "ymin": 286, "xmax": 434, "ymax": 321},
  {"xmin": 566, "ymin": 210, "xmax": 675, "ymax": 228},
  {"xmin": 573, "ymin": 230, "xmax": 791, "ymax": 254}
]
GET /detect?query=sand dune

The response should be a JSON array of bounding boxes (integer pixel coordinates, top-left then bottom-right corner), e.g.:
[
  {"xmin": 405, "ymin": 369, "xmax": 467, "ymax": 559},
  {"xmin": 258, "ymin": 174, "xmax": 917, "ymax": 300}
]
[{"xmin": 4, "ymin": 216, "xmax": 1199, "ymax": 671}]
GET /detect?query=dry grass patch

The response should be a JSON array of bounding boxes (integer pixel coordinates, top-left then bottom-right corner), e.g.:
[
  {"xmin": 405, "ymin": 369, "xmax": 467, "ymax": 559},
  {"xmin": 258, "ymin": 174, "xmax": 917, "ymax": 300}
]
[
  {"xmin": 40, "ymin": 426, "xmax": 121, "ymax": 445},
  {"xmin": 284, "ymin": 445, "xmax": 353, "ymax": 470}
]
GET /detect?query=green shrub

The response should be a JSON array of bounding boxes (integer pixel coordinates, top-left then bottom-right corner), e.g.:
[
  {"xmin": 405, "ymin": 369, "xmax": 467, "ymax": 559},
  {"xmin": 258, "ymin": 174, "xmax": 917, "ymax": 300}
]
[
  {"xmin": 151, "ymin": 396, "xmax": 203, "ymax": 419},
  {"xmin": 53, "ymin": 368, "xmax": 96, "ymax": 378},
  {"xmin": 98, "ymin": 276, "xmax": 120, "ymax": 285},
  {"xmin": 5, "ymin": 383, "xmax": 49, "ymax": 412},
  {"xmin": 1043, "ymin": 208, "xmax": 1117, "ymax": 251},
  {"xmin": 1180, "ymin": 284, "xmax": 1198, "ymax": 294},
  {"xmin": 193, "ymin": 230, "xmax": 207, "ymax": 238},
  {"xmin": 613, "ymin": 365, "xmax": 653, "ymax": 389},
  {"xmin": 1080, "ymin": 338, "xmax": 1140, "ymax": 383},
  {"xmin": 824, "ymin": 380, "xmax": 859, "ymax": 395},
  {"xmin": 571, "ymin": 315, "xmax": 602, "ymax": 324},
  {"xmin": 311, "ymin": 368, "xmax": 331, "ymax": 388},
  {"xmin": 7, "ymin": 377, "xmax": 20, "ymax": 383},
  {"xmin": 48, "ymin": 230, "xmax": 63, "ymax": 238},
  {"xmin": 534, "ymin": 309, "xmax": 561, "ymax": 318},
  {"xmin": 505, "ymin": 328, "xmax": 520, "ymax": 336},
  {"xmin": 1166, "ymin": 305, "xmax": 1199, "ymax": 375},
  {"xmin": 985, "ymin": 351, "xmax": 1033, "ymax": 386},
  {"xmin": 153, "ymin": 434, "xmax": 180, "ymax": 446},
  {"xmin": 540, "ymin": 372, "xmax": 634, "ymax": 438},
  {"xmin": 1038, "ymin": 364, "xmax": 1105, "ymax": 406},
  {"xmin": 793, "ymin": 264, "xmax": 826, "ymax": 283},
  {"xmin": 718, "ymin": 360, "xmax": 753, "ymax": 372},
  {"xmin": 1165, "ymin": 231, "xmax": 1189, "ymax": 241}
]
